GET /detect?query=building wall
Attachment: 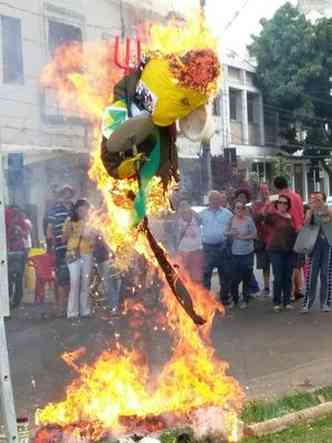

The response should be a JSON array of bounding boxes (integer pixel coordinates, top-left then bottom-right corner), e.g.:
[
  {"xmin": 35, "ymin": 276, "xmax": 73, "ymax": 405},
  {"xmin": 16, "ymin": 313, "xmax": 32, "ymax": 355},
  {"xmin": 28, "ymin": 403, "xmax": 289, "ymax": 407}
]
[
  {"xmin": 0, "ymin": 0, "xmax": 177, "ymax": 243},
  {"xmin": 297, "ymin": 0, "xmax": 332, "ymax": 16},
  {"xmin": 0, "ymin": 0, "xmax": 175, "ymax": 153}
]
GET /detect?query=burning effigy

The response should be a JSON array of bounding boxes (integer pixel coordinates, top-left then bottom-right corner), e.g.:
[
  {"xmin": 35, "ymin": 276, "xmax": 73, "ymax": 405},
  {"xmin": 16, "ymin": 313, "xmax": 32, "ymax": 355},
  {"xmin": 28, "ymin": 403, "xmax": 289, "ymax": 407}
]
[{"xmin": 36, "ymin": 13, "xmax": 245, "ymax": 443}]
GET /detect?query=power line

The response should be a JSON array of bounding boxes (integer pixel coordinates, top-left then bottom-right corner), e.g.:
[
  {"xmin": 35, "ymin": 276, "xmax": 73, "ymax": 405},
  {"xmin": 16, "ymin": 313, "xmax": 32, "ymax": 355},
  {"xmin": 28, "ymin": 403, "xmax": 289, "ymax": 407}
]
[
  {"xmin": 224, "ymin": 0, "xmax": 251, "ymax": 31},
  {"xmin": 263, "ymin": 103, "xmax": 332, "ymax": 126}
]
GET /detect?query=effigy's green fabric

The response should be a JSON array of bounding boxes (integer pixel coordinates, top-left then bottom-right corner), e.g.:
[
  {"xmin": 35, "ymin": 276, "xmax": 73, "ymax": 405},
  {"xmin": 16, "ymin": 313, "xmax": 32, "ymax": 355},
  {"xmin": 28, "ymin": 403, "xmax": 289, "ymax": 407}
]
[{"xmin": 132, "ymin": 129, "xmax": 160, "ymax": 226}]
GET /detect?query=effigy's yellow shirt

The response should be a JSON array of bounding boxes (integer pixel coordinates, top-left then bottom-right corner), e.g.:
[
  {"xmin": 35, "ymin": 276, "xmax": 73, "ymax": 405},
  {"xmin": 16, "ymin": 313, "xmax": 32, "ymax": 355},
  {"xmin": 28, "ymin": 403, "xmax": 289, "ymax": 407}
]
[{"xmin": 63, "ymin": 219, "xmax": 94, "ymax": 256}]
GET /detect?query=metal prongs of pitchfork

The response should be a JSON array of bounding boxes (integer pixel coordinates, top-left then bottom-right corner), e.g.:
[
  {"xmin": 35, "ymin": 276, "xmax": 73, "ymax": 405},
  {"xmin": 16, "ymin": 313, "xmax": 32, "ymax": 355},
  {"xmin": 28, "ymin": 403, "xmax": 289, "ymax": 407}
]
[{"xmin": 114, "ymin": 36, "xmax": 141, "ymax": 74}]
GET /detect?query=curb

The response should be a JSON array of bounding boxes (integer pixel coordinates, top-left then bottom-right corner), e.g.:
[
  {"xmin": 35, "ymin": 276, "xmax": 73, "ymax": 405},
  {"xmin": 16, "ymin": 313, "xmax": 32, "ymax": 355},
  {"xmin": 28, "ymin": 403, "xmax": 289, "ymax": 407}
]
[{"xmin": 244, "ymin": 401, "xmax": 332, "ymax": 437}]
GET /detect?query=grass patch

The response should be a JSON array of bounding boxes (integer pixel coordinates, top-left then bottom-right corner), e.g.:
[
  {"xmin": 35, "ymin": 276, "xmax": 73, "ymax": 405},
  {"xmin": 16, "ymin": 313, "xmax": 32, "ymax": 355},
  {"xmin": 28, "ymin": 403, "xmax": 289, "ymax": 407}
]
[
  {"xmin": 244, "ymin": 413, "xmax": 332, "ymax": 442},
  {"xmin": 242, "ymin": 385, "xmax": 332, "ymax": 424},
  {"xmin": 158, "ymin": 387, "xmax": 332, "ymax": 443}
]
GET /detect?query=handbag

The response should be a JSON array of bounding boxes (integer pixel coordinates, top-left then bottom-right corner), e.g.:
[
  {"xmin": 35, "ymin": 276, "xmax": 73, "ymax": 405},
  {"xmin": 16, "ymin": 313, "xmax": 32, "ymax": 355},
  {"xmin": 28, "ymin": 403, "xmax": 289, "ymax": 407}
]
[
  {"xmin": 293, "ymin": 216, "xmax": 320, "ymax": 255},
  {"xmin": 254, "ymin": 238, "xmax": 265, "ymax": 253},
  {"xmin": 94, "ymin": 236, "xmax": 110, "ymax": 264},
  {"xmin": 66, "ymin": 229, "xmax": 83, "ymax": 264}
]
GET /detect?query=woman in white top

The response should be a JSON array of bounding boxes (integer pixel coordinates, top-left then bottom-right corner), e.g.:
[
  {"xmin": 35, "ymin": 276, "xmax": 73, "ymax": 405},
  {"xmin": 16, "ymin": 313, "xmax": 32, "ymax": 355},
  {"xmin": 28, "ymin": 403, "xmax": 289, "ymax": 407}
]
[{"xmin": 176, "ymin": 201, "xmax": 203, "ymax": 283}]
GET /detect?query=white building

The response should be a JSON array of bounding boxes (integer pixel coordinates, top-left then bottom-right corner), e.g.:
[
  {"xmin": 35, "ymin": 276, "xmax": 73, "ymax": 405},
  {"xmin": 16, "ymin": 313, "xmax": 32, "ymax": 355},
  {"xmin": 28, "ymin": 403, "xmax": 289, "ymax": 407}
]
[
  {"xmin": 0, "ymin": 0, "xmax": 180, "ymax": 243},
  {"xmin": 297, "ymin": 0, "xmax": 332, "ymax": 18},
  {"xmin": 178, "ymin": 50, "xmax": 288, "ymax": 191},
  {"xmin": 178, "ymin": 46, "xmax": 332, "ymax": 200}
]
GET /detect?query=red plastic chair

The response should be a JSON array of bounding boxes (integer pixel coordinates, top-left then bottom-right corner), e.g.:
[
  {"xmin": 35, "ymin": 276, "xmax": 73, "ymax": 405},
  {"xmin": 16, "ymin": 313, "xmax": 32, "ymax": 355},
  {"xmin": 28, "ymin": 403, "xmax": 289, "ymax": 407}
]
[{"xmin": 28, "ymin": 253, "xmax": 55, "ymax": 303}]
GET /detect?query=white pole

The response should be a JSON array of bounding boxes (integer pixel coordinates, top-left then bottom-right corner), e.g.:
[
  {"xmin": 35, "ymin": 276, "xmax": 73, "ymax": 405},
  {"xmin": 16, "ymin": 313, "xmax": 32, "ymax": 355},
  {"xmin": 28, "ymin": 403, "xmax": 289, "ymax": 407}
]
[{"xmin": 0, "ymin": 152, "xmax": 18, "ymax": 442}]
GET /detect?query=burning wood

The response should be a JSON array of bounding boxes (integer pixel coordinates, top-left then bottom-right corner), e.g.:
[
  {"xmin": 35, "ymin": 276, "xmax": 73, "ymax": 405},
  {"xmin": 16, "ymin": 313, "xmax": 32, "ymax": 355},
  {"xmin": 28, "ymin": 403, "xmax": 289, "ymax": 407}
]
[
  {"xmin": 33, "ymin": 406, "xmax": 244, "ymax": 442},
  {"xmin": 143, "ymin": 220, "xmax": 205, "ymax": 326}
]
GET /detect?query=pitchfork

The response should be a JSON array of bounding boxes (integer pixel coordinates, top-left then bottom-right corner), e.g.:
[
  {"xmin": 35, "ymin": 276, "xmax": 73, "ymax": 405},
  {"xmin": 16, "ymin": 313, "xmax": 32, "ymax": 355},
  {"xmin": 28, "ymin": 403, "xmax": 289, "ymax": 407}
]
[{"xmin": 114, "ymin": 36, "xmax": 141, "ymax": 74}]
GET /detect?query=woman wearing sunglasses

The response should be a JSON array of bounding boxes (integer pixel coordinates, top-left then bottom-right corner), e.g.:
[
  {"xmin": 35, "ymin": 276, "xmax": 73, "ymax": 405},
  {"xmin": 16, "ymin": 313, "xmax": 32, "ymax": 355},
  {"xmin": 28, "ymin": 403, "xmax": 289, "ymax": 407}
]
[{"xmin": 264, "ymin": 195, "xmax": 297, "ymax": 312}]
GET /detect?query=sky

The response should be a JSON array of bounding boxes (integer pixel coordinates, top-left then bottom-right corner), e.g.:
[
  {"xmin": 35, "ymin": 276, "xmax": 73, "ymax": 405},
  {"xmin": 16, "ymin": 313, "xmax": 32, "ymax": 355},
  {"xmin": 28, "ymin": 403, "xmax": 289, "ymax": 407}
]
[{"xmin": 201, "ymin": 0, "xmax": 298, "ymax": 57}]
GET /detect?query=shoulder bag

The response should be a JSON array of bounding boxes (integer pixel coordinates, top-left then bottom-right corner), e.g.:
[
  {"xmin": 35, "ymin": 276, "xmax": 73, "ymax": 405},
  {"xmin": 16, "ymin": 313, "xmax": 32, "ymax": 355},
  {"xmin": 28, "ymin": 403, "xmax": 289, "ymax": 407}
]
[{"xmin": 293, "ymin": 215, "xmax": 320, "ymax": 255}]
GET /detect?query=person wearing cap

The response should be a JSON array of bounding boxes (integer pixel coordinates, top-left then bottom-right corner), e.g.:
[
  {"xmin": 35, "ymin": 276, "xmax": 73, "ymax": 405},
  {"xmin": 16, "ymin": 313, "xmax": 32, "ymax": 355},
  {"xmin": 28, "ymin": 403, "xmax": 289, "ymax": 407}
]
[{"xmin": 47, "ymin": 185, "xmax": 75, "ymax": 317}]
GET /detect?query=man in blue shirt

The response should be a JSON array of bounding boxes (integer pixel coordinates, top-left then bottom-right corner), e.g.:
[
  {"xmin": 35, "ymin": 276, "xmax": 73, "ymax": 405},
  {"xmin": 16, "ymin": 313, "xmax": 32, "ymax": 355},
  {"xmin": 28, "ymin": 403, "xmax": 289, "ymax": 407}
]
[
  {"xmin": 47, "ymin": 185, "xmax": 75, "ymax": 316},
  {"xmin": 200, "ymin": 190, "xmax": 233, "ymax": 304}
]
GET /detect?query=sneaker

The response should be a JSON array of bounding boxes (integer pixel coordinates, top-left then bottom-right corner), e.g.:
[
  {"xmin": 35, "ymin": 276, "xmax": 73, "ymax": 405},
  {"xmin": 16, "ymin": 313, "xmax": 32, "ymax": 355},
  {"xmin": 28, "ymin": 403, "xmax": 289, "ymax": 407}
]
[
  {"xmin": 240, "ymin": 302, "xmax": 248, "ymax": 310},
  {"xmin": 273, "ymin": 305, "xmax": 281, "ymax": 312},
  {"xmin": 285, "ymin": 304, "xmax": 294, "ymax": 311},
  {"xmin": 321, "ymin": 305, "xmax": 332, "ymax": 313},
  {"xmin": 300, "ymin": 306, "xmax": 309, "ymax": 314}
]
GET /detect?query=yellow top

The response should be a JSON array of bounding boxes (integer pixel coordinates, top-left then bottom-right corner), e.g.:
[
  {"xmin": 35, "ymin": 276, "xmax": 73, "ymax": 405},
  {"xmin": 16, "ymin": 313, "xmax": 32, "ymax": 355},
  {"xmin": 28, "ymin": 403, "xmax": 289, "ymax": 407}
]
[
  {"xmin": 141, "ymin": 58, "xmax": 208, "ymax": 127},
  {"xmin": 63, "ymin": 219, "xmax": 94, "ymax": 256}
]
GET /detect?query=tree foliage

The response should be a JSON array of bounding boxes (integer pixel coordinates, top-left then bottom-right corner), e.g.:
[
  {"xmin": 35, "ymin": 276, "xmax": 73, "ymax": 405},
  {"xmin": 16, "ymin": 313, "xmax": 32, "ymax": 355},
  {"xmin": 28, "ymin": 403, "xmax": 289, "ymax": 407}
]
[{"xmin": 248, "ymin": 2, "xmax": 332, "ymax": 162}]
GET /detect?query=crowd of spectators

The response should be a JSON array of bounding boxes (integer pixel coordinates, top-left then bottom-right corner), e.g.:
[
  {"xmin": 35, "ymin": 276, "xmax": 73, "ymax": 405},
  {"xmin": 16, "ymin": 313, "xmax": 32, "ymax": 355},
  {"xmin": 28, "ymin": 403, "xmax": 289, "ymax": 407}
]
[
  {"xmin": 173, "ymin": 176, "xmax": 332, "ymax": 314},
  {"xmin": 5, "ymin": 174, "xmax": 332, "ymax": 318}
]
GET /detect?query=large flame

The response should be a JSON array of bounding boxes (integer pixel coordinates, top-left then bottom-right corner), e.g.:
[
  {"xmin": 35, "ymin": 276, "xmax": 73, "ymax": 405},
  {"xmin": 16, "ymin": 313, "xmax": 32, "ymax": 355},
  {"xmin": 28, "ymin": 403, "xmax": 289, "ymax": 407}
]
[
  {"xmin": 37, "ymin": 275, "xmax": 244, "ymax": 441},
  {"xmin": 38, "ymin": 12, "xmax": 244, "ymax": 443}
]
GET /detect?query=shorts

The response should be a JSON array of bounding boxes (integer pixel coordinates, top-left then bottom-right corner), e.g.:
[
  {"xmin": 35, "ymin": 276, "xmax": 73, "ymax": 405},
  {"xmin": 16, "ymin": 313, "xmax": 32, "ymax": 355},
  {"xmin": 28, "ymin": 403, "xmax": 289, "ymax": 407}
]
[
  {"xmin": 55, "ymin": 250, "xmax": 70, "ymax": 286},
  {"xmin": 294, "ymin": 253, "xmax": 305, "ymax": 269},
  {"xmin": 256, "ymin": 250, "xmax": 271, "ymax": 271}
]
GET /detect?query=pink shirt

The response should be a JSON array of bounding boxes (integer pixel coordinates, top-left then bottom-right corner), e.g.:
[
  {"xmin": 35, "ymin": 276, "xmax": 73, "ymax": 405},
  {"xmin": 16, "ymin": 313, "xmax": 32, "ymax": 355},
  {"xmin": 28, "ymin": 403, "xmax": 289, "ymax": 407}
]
[{"xmin": 279, "ymin": 189, "xmax": 304, "ymax": 232}]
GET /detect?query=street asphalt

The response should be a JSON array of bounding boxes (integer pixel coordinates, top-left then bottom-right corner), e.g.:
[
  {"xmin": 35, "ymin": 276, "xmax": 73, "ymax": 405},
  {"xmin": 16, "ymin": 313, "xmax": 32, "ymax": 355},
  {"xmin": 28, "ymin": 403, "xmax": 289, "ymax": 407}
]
[{"xmin": 4, "ymin": 277, "xmax": 332, "ymax": 423}]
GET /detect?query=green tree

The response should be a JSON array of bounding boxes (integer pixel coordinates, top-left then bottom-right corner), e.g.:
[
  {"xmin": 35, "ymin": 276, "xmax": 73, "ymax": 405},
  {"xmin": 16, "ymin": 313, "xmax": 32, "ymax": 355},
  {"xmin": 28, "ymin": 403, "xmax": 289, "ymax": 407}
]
[{"xmin": 248, "ymin": 3, "xmax": 332, "ymax": 171}]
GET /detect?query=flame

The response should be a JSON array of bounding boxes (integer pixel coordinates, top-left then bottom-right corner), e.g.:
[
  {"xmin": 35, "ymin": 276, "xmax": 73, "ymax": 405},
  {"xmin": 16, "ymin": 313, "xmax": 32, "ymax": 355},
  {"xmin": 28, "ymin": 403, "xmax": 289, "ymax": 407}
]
[
  {"xmin": 37, "ymin": 273, "xmax": 244, "ymax": 441},
  {"xmin": 37, "ymin": 12, "xmax": 243, "ymax": 443},
  {"xmin": 143, "ymin": 12, "xmax": 218, "ymax": 57},
  {"xmin": 40, "ymin": 41, "xmax": 122, "ymax": 121}
]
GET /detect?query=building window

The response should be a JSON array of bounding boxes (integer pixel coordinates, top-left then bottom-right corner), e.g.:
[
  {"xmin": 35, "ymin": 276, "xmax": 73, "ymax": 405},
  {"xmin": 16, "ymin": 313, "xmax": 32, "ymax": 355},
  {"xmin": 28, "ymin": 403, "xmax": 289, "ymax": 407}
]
[
  {"xmin": 229, "ymin": 89, "xmax": 238, "ymax": 120},
  {"xmin": 247, "ymin": 93, "xmax": 258, "ymax": 123},
  {"xmin": 48, "ymin": 20, "xmax": 82, "ymax": 55},
  {"xmin": 213, "ymin": 95, "xmax": 221, "ymax": 116},
  {"xmin": 1, "ymin": 15, "xmax": 24, "ymax": 84},
  {"xmin": 252, "ymin": 161, "xmax": 265, "ymax": 179},
  {"xmin": 246, "ymin": 71, "xmax": 255, "ymax": 86},
  {"xmin": 43, "ymin": 20, "xmax": 83, "ymax": 123},
  {"xmin": 228, "ymin": 66, "xmax": 241, "ymax": 82}
]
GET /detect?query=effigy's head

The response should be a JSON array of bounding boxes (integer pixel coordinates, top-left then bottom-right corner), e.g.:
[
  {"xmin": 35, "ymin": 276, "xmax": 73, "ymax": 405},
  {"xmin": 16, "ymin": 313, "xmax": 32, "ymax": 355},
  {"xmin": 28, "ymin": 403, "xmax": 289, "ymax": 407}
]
[{"xmin": 137, "ymin": 48, "xmax": 220, "ymax": 127}]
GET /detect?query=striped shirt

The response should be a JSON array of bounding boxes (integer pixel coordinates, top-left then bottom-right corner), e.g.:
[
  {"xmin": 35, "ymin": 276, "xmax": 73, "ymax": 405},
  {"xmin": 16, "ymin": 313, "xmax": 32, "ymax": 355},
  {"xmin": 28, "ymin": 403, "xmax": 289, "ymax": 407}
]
[{"xmin": 48, "ymin": 202, "xmax": 73, "ymax": 254}]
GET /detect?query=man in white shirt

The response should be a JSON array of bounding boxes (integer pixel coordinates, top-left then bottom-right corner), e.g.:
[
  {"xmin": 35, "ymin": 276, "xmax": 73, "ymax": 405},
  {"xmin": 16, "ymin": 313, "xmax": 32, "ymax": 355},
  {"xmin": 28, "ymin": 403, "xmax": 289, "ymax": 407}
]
[{"xmin": 200, "ymin": 191, "xmax": 233, "ymax": 304}]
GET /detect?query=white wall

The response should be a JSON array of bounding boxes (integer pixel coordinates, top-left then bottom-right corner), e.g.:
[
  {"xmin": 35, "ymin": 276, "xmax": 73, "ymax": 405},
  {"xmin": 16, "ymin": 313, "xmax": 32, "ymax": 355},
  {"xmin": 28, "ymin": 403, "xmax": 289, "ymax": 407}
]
[{"xmin": 0, "ymin": 0, "xmax": 172, "ymax": 152}]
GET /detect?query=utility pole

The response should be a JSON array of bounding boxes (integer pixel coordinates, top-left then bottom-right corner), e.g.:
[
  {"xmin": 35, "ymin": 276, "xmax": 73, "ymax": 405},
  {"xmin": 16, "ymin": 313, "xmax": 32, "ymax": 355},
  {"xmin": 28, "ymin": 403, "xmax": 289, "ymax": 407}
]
[
  {"xmin": 119, "ymin": 0, "xmax": 125, "ymax": 38},
  {"xmin": 199, "ymin": 0, "xmax": 212, "ymax": 200},
  {"xmin": 0, "ymin": 152, "xmax": 19, "ymax": 442}
]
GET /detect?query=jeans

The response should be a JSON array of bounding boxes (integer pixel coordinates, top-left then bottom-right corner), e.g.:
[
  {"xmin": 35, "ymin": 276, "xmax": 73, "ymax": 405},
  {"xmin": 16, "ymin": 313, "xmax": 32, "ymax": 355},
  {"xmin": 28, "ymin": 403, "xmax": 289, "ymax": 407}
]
[
  {"xmin": 97, "ymin": 261, "xmax": 121, "ymax": 309},
  {"xmin": 230, "ymin": 253, "xmax": 254, "ymax": 304},
  {"xmin": 67, "ymin": 254, "xmax": 93, "ymax": 318},
  {"xmin": 303, "ymin": 234, "xmax": 332, "ymax": 309},
  {"xmin": 203, "ymin": 243, "xmax": 231, "ymax": 304},
  {"xmin": 269, "ymin": 251, "xmax": 294, "ymax": 306}
]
